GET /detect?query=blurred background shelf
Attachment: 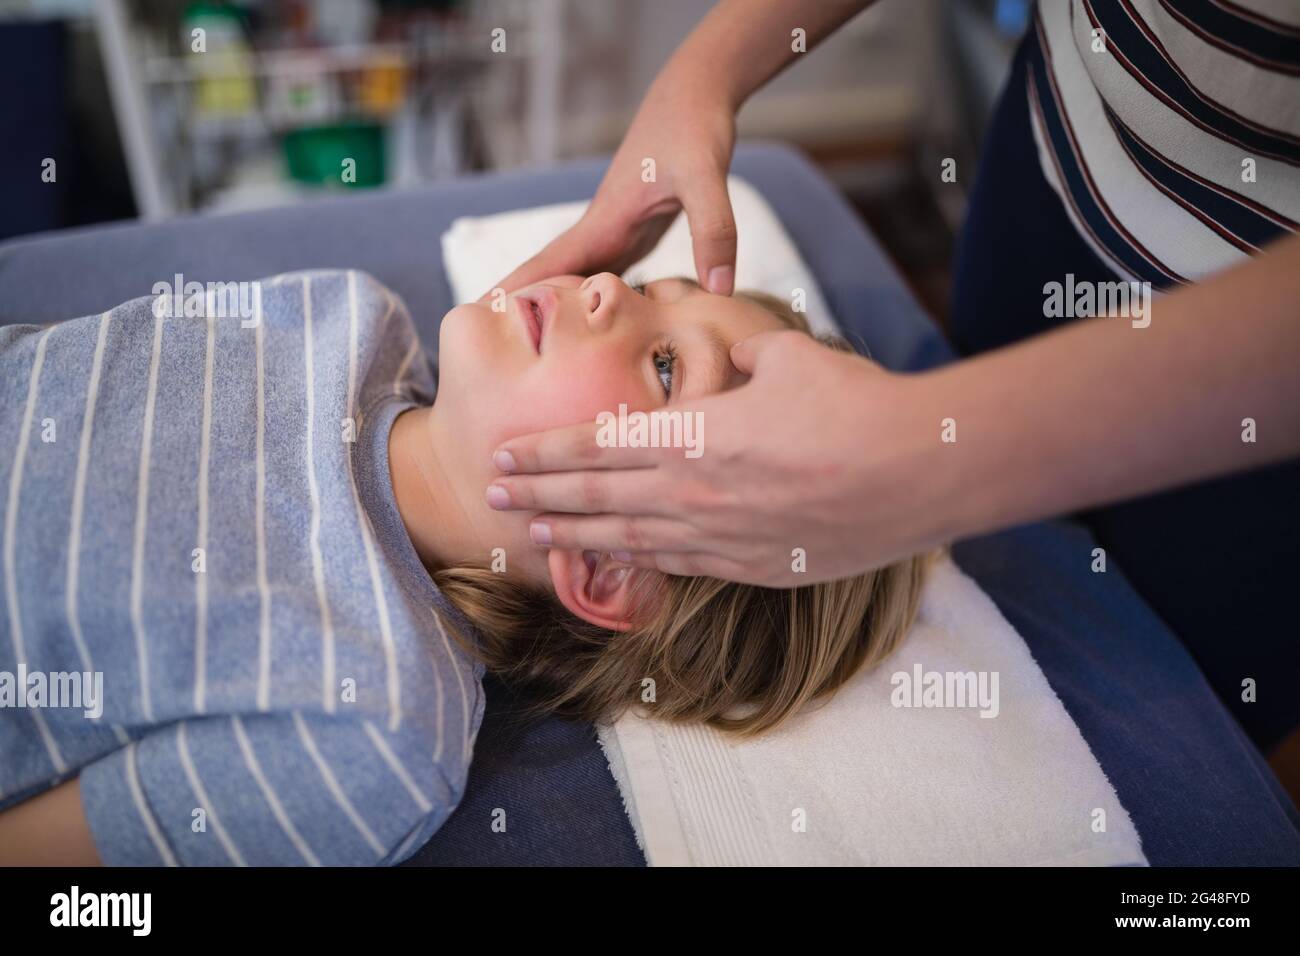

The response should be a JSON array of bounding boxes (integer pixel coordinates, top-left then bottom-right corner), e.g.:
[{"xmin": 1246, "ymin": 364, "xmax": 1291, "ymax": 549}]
[
  {"xmin": 1, "ymin": 0, "xmax": 1031, "ymax": 325},
  {"xmin": 89, "ymin": 0, "xmax": 561, "ymax": 218}
]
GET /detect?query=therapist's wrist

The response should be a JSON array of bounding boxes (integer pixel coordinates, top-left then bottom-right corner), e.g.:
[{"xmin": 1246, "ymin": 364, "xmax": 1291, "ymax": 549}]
[
  {"xmin": 815, "ymin": 361, "xmax": 978, "ymax": 569},
  {"xmin": 885, "ymin": 364, "xmax": 1007, "ymax": 552},
  {"xmin": 649, "ymin": 46, "xmax": 742, "ymax": 118},
  {"xmin": 653, "ymin": 1, "xmax": 761, "ymax": 114},
  {"xmin": 900, "ymin": 349, "xmax": 1098, "ymax": 550}
]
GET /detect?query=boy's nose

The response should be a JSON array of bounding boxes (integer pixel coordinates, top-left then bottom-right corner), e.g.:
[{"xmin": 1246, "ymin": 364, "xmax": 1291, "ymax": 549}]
[{"xmin": 581, "ymin": 272, "xmax": 624, "ymax": 332}]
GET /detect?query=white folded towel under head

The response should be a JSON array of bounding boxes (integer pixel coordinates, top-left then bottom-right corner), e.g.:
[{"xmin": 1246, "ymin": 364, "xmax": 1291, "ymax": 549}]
[
  {"xmin": 440, "ymin": 178, "xmax": 1146, "ymax": 867},
  {"xmin": 598, "ymin": 557, "xmax": 1145, "ymax": 866}
]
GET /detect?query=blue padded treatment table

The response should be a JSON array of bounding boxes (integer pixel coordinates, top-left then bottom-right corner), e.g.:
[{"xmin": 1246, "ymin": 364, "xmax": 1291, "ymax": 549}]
[{"xmin": 2, "ymin": 143, "xmax": 1296, "ymax": 866}]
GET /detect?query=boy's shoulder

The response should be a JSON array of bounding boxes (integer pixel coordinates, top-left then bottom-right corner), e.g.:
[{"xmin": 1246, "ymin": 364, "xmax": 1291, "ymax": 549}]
[
  {"xmin": 249, "ymin": 268, "xmax": 396, "ymax": 306},
  {"xmin": 261, "ymin": 269, "xmax": 406, "ymax": 315},
  {"xmin": 255, "ymin": 267, "xmax": 387, "ymax": 288},
  {"xmin": 150, "ymin": 268, "xmax": 397, "ymax": 302},
  {"xmin": 146, "ymin": 268, "xmax": 408, "ymax": 330}
]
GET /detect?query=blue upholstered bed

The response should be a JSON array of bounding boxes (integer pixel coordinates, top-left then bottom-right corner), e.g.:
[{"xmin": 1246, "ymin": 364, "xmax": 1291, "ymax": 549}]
[{"xmin": 2, "ymin": 142, "xmax": 1295, "ymax": 865}]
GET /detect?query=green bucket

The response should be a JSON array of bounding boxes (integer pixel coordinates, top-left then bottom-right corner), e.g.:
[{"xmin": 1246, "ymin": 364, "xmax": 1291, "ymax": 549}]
[{"xmin": 283, "ymin": 123, "xmax": 385, "ymax": 189}]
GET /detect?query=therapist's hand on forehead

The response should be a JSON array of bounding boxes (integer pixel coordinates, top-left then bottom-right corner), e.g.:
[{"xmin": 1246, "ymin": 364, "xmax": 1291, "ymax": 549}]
[{"xmin": 479, "ymin": 0, "xmax": 1300, "ymax": 588}]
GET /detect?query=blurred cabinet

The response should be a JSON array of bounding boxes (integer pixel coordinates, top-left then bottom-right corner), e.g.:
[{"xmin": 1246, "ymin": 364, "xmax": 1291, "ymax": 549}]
[{"xmin": 93, "ymin": 0, "xmax": 562, "ymax": 217}]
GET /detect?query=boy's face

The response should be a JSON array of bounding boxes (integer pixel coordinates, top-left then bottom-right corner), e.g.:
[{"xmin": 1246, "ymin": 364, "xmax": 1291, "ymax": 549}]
[
  {"xmin": 435, "ymin": 273, "xmax": 786, "ymax": 464},
  {"xmin": 430, "ymin": 273, "xmax": 789, "ymax": 627}
]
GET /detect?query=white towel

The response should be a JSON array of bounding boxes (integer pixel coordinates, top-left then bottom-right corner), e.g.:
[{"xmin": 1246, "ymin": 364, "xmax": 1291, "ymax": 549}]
[
  {"xmin": 440, "ymin": 179, "xmax": 1147, "ymax": 867},
  {"xmin": 597, "ymin": 557, "xmax": 1145, "ymax": 866}
]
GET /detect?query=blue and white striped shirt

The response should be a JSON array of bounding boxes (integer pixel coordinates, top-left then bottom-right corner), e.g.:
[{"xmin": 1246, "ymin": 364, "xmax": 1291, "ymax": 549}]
[
  {"xmin": 0, "ymin": 269, "xmax": 484, "ymax": 865},
  {"xmin": 1028, "ymin": 0, "xmax": 1299, "ymax": 286}
]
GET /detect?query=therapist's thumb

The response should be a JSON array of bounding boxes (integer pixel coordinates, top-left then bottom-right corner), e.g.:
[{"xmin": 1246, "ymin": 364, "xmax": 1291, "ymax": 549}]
[
  {"xmin": 729, "ymin": 329, "xmax": 806, "ymax": 376},
  {"xmin": 682, "ymin": 175, "xmax": 737, "ymax": 295}
]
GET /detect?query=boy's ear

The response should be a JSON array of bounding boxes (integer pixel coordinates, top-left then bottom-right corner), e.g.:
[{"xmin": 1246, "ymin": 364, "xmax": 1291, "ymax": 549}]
[{"xmin": 548, "ymin": 549, "xmax": 650, "ymax": 632}]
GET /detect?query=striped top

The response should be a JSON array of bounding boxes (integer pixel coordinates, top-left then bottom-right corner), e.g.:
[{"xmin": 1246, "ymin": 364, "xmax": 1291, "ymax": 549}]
[
  {"xmin": 0, "ymin": 269, "xmax": 485, "ymax": 865},
  {"xmin": 1026, "ymin": 0, "xmax": 1300, "ymax": 287}
]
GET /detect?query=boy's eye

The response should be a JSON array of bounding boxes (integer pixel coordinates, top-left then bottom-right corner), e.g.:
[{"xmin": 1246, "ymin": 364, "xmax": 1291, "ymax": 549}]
[
  {"xmin": 652, "ymin": 342, "xmax": 677, "ymax": 398},
  {"xmin": 632, "ymin": 280, "xmax": 672, "ymax": 396}
]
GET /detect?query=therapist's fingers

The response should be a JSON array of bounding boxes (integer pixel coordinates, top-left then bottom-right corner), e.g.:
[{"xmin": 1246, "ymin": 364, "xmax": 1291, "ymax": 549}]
[
  {"xmin": 524, "ymin": 516, "xmax": 753, "ymax": 581},
  {"xmin": 491, "ymin": 419, "xmax": 666, "ymax": 476},
  {"xmin": 479, "ymin": 220, "xmax": 605, "ymax": 301},
  {"xmin": 488, "ymin": 468, "xmax": 675, "ymax": 517},
  {"xmin": 523, "ymin": 513, "xmax": 697, "ymax": 554},
  {"xmin": 681, "ymin": 172, "xmax": 738, "ymax": 295},
  {"xmin": 616, "ymin": 549, "xmax": 756, "ymax": 582},
  {"xmin": 479, "ymin": 243, "xmax": 583, "ymax": 302}
]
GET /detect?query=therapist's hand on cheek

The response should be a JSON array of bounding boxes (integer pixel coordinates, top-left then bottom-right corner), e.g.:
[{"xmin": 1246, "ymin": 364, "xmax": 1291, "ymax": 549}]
[
  {"xmin": 484, "ymin": 329, "xmax": 955, "ymax": 588},
  {"xmin": 484, "ymin": 233, "xmax": 1300, "ymax": 589}
]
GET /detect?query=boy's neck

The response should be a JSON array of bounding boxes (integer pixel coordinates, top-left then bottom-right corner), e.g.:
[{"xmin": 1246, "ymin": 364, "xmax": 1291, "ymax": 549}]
[{"xmin": 387, "ymin": 404, "xmax": 488, "ymax": 575}]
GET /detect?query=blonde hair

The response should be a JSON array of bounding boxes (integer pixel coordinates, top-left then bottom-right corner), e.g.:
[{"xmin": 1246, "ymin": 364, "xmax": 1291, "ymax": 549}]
[{"xmin": 434, "ymin": 283, "xmax": 932, "ymax": 738}]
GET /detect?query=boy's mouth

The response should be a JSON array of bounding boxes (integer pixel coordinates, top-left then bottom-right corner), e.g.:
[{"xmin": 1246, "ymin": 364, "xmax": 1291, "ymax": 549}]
[{"xmin": 513, "ymin": 288, "xmax": 555, "ymax": 354}]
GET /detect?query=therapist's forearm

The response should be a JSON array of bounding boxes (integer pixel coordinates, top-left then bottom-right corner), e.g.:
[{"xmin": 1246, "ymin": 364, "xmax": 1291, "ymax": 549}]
[
  {"xmin": 925, "ymin": 234, "xmax": 1300, "ymax": 545},
  {"xmin": 654, "ymin": 0, "xmax": 874, "ymax": 111}
]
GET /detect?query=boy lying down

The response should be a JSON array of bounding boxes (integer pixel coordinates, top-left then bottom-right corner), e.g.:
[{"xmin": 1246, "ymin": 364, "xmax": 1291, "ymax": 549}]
[{"xmin": 0, "ymin": 269, "xmax": 928, "ymax": 865}]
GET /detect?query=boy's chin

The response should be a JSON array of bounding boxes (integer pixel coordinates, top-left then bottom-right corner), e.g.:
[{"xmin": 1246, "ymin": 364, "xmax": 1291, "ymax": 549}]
[
  {"xmin": 438, "ymin": 302, "xmax": 488, "ymax": 349},
  {"xmin": 437, "ymin": 308, "xmax": 507, "ymax": 381}
]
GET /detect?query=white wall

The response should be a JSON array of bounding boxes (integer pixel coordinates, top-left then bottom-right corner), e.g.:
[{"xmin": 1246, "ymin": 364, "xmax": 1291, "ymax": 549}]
[{"xmin": 549, "ymin": 0, "xmax": 951, "ymax": 158}]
